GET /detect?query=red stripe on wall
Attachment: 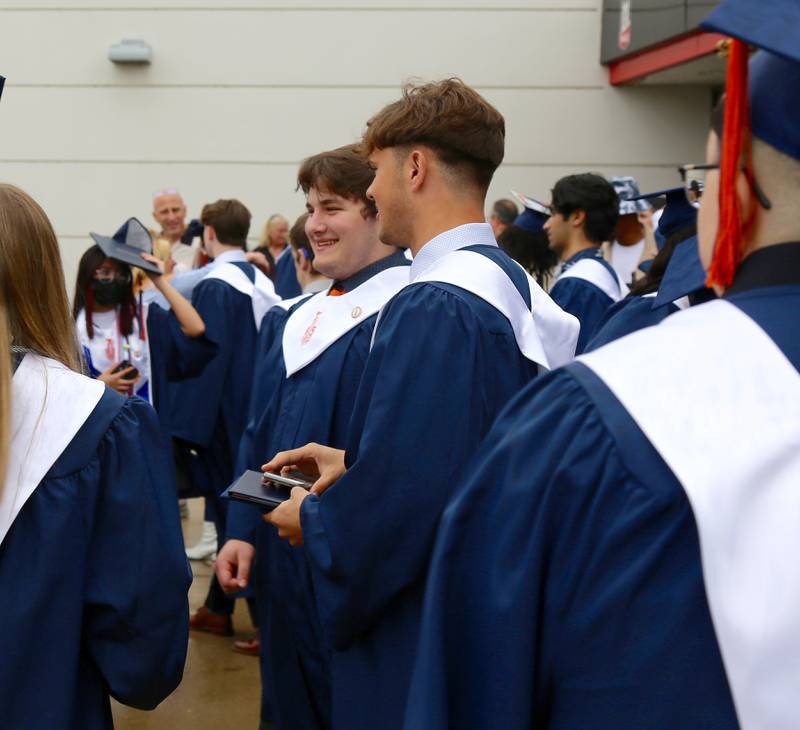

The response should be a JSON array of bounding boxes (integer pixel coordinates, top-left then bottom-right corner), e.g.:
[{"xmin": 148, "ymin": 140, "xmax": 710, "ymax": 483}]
[{"xmin": 609, "ymin": 31, "xmax": 728, "ymax": 86}]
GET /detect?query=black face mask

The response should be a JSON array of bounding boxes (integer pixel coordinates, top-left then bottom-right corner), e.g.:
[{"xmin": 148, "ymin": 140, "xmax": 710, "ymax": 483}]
[{"xmin": 91, "ymin": 279, "xmax": 129, "ymax": 307}]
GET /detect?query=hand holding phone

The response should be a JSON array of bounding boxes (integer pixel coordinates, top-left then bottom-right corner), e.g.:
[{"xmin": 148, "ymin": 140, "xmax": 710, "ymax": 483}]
[{"xmin": 99, "ymin": 361, "xmax": 140, "ymax": 394}]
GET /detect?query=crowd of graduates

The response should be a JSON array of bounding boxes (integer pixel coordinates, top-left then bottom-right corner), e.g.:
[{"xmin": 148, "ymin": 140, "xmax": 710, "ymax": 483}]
[{"xmin": 1, "ymin": 0, "xmax": 799, "ymax": 728}]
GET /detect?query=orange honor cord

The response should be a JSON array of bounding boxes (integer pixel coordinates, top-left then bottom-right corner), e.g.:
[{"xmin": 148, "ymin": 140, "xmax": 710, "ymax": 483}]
[{"xmin": 707, "ymin": 38, "xmax": 752, "ymax": 289}]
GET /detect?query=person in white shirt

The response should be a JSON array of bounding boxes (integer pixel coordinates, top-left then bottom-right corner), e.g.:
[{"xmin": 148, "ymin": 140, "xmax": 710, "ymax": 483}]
[
  {"xmin": 152, "ymin": 188, "xmax": 197, "ymax": 272},
  {"xmin": 608, "ymin": 175, "xmax": 655, "ymax": 287}
]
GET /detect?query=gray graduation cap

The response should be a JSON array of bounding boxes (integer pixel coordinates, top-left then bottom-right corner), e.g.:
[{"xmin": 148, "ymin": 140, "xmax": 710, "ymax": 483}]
[
  {"xmin": 90, "ymin": 217, "xmax": 161, "ymax": 275},
  {"xmin": 611, "ymin": 176, "xmax": 651, "ymax": 216}
]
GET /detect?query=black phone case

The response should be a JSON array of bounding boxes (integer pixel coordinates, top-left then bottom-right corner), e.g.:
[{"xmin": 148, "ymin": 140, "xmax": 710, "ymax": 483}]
[
  {"xmin": 112, "ymin": 361, "xmax": 139, "ymax": 379},
  {"xmin": 227, "ymin": 470, "xmax": 299, "ymax": 513}
]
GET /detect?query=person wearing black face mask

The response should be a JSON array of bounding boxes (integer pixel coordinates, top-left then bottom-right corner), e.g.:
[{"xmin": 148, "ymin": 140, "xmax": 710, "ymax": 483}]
[{"xmin": 73, "ymin": 244, "xmax": 148, "ymax": 396}]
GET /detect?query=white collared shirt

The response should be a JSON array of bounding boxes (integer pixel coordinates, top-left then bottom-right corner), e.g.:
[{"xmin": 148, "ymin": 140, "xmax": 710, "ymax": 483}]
[
  {"xmin": 410, "ymin": 223, "xmax": 497, "ymax": 282},
  {"xmin": 211, "ymin": 249, "xmax": 248, "ymax": 266}
]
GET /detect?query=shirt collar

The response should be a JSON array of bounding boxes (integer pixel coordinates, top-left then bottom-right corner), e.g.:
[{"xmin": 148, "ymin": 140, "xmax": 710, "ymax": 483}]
[
  {"xmin": 563, "ymin": 246, "xmax": 603, "ymax": 269},
  {"xmin": 211, "ymin": 249, "xmax": 247, "ymax": 266},
  {"xmin": 304, "ymin": 278, "xmax": 333, "ymax": 294},
  {"xmin": 410, "ymin": 223, "xmax": 497, "ymax": 282}
]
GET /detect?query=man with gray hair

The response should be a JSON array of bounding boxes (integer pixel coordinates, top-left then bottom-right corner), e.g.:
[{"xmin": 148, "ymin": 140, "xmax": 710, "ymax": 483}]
[
  {"xmin": 152, "ymin": 188, "xmax": 196, "ymax": 272},
  {"xmin": 488, "ymin": 197, "xmax": 518, "ymax": 239}
]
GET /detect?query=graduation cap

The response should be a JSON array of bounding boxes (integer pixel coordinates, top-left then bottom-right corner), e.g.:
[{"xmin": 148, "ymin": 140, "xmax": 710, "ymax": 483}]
[
  {"xmin": 611, "ymin": 176, "xmax": 651, "ymax": 216},
  {"xmin": 654, "ymin": 234, "xmax": 707, "ymax": 308},
  {"xmin": 629, "ymin": 186, "xmax": 697, "ymax": 244},
  {"xmin": 700, "ymin": 0, "xmax": 800, "ymax": 287},
  {"xmin": 510, "ymin": 190, "xmax": 550, "ymax": 234},
  {"xmin": 90, "ymin": 217, "xmax": 162, "ymax": 275}
]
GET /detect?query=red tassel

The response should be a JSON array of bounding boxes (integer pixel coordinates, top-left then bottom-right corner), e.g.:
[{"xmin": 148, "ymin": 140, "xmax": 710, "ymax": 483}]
[
  {"xmin": 707, "ymin": 39, "xmax": 753, "ymax": 289},
  {"xmin": 138, "ymin": 291, "xmax": 147, "ymax": 342},
  {"xmin": 86, "ymin": 287, "xmax": 94, "ymax": 340}
]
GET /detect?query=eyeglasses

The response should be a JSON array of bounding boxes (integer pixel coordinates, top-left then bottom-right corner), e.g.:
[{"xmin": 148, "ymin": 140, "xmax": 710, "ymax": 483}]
[
  {"xmin": 93, "ymin": 269, "xmax": 132, "ymax": 284},
  {"xmin": 678, "ymin": 163, "xmax": 772, "ymax": 210}
]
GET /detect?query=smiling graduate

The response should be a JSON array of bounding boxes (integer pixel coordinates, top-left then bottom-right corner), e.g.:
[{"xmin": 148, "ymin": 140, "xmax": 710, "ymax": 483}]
[
  {"xmin": 217, "ymin": 145, "xmax": 409, "ymax": 730},
  {"xmin": 261, "ymin": 79, "xmax": 579, "ymax": 730}
]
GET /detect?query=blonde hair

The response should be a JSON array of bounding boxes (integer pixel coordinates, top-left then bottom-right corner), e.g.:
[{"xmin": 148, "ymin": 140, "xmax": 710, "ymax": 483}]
[
  {"xmin": 258, "ymin": 214, "xmax": 288, "ymax": 248},
  {"xmin": 133, "ymin": 235, "xmax": 173, "ymax": 292},
  {"xmin": 0, "ymin": 184, "xmax": 81, "ymax": 483}
]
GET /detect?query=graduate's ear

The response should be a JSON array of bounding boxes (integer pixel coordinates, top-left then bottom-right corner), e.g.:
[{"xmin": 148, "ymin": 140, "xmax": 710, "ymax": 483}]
[
  {"xmin": 407, "ymin": 149, "xmax": 428, "ymax": 193},
  {"xmin": 569, "ymin": 209, "xmax": 586, "ymax": 229}
]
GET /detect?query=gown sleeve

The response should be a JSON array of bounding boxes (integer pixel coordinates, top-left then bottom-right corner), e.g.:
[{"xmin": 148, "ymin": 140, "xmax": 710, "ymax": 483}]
[
  {"xmin": 82, "ymin": 396, "xmax": 191, "ymax": 710},
  {"xmin": 146, "ymin": 297, "xmax": 218, "ymax": 382},
  {"xmin": 300, "ymin": 284, "xmax": 531, "ymax": 650},
  {"xmin": 225, "ymin": 308, "xmax": 290, "ymax": 544},
  {"xmin": 584, "ymin": 296, "xmax": 678, "ymax": 351}
]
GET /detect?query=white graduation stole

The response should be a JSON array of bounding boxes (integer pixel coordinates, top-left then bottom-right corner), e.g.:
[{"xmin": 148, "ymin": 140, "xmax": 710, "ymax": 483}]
[
  {"xmin": 579, "ymin": 300, "xmax": 800, "ymax": 730},
  {"xmin": 282, "ymin": 265, "xmax": 410, "ymax": 378},
  {"xmin": 203, "ymin": 262, "xmax": 281, "ymax": 329},
  {"xmin": 557, "ymin": 255, "xmax": 629, "ymax": 301},
  {"xmin": 409, "ymin": 249, "xmax": 579, "ymax": 370},
  {"xmin": 1, "ymin": 355, "xmax": 104, "ymax": 546}
]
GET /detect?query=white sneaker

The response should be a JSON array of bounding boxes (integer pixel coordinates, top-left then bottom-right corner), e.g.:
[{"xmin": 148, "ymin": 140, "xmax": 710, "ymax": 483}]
[{"xmin": 186, "ymin": 521, "xmax": 218, "ymax": 561}]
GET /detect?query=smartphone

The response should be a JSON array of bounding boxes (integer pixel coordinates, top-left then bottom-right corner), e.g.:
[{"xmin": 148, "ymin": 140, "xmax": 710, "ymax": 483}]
[
  {"xmin": 262, "ymin": 471, "xmax": 314, "ymax": 490},
  {"xmin": 112, "ymin": 360, "xmax": 139, "ymax": 379},
  {"xmin": 228, "ymin": 470, "xmax": 310, "ymax": 512}
]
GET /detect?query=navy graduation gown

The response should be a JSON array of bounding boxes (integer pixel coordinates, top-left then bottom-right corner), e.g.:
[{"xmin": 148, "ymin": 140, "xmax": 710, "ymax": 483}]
[
  {"xmin": 584, "ymin": 295, "xmax": 678, "ymax": 351},
  {"xmin": 274, "ymin": 249, "xmax": 303, "ymax": 299},
  {"xmin": 228, "ymin": 298, "xmax": 378, "ymax": 730},
  {"xmin": 404, "ymin": 282, "xmax": 800, "ymax": 730},
  {"xmin": 225, "ymin": 299, "xmax": 302, "ymax": 725},
  {"xmin": 168, "ymin": 262, "xmax": 262, "ymax": 494},
  {"xmin": 146, "ymin": 301, "xmax": 218, "ymax": 439},
  {"xmin": 550, "ymin": 250, "xmax": 619, "ymax": 354},
  {"xmin": 0, "ymin": 391, "xmax": 191, "ymax": 730},
  {"xmin": 299, "ymin": 280, "xmax": 539, "ymax": 730}
]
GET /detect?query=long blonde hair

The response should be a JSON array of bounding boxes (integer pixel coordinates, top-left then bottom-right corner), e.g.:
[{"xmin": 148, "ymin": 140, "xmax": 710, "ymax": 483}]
[{"xmin": 0, "ymin": 184, "xmax": 81, "ymax": 482}]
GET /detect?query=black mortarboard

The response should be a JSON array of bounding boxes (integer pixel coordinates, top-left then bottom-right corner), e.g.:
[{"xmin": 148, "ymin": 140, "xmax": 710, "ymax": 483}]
[
  {"xmin": 510, "ymin": 190, "xmax": 550, "ymax": 234},
  {"xmin": 629, "ymin": 186, "xmax": 697, "ymax": 244},
  {"xmin": 90, "ymin": 217, "xmax": 161, "ymax": 275}
]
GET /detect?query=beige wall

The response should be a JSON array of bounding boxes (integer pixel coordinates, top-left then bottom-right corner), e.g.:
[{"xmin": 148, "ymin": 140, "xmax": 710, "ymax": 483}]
[{"xmin": 0, "ymin": 0, "xmax": 711, "ymax": 290}]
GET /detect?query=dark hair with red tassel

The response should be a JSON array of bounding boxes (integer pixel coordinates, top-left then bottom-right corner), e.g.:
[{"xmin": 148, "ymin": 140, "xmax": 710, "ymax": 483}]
[
  {"xmin": 706, "ymin": 39, "xmax": 756, "ymax": 289},
  {"xmin": 72, "ymin": 244, "xmax": 140, "ymax": 339}
]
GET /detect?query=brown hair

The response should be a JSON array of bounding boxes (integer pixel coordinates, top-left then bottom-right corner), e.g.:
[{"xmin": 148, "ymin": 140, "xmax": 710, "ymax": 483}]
[
  {"xmin": 0, "ymin": 184, "xmax": 82, "ymax": 482},
  {"xmin": 361, "ymin": 78, "xmax": 505, "ymax": 192},
  {"xmin": 200, "ymin": 198, "xmax": 251, "ymax": 248},
  {"xmin": 289, "ymin": 212, "xmax": 314, "ymax": 260},
  {"xmin": 297, "ymin": 144, "xmax": 378, "ymax": 218}
]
